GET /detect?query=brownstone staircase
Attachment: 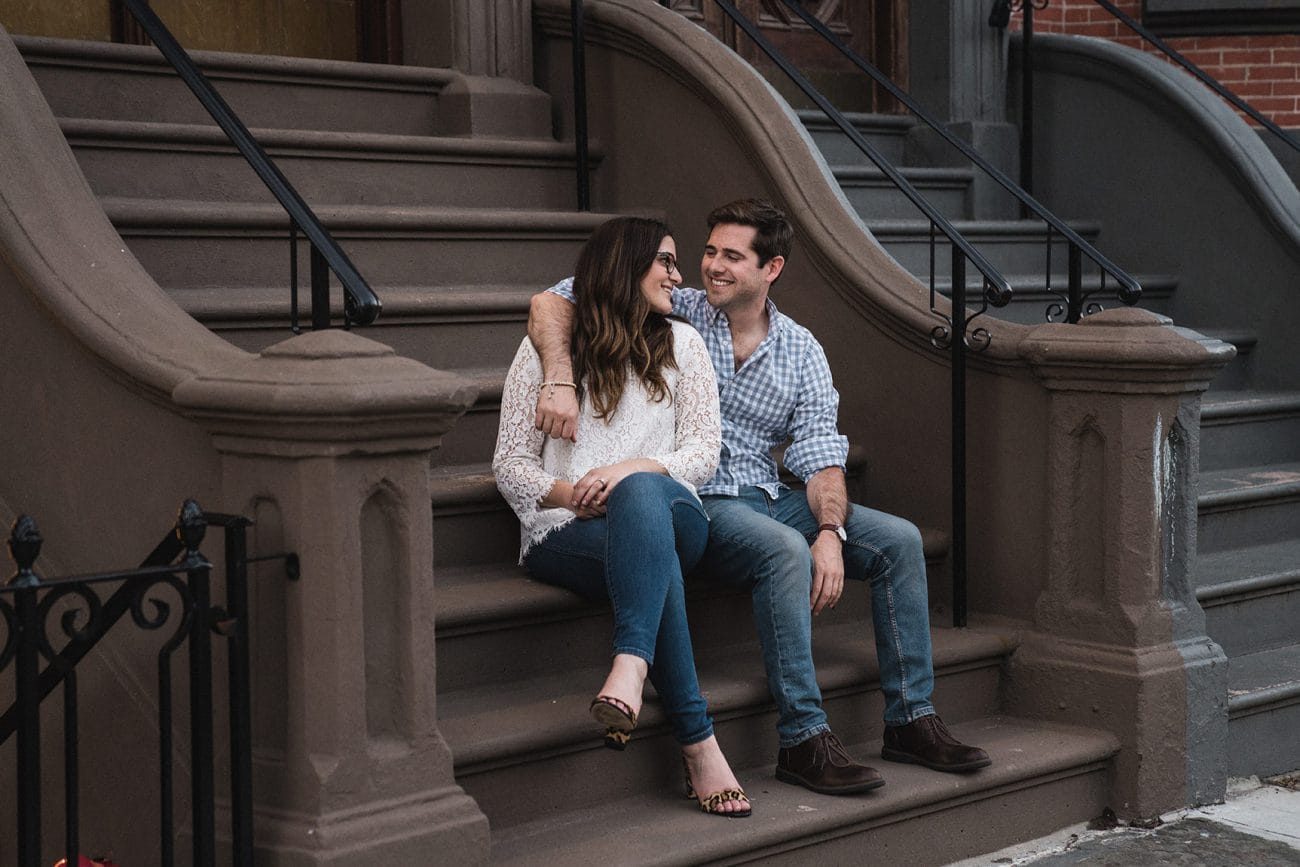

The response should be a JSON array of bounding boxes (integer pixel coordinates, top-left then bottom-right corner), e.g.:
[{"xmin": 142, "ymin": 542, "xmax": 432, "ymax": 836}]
[{"xmin": 17, "ymin": 31, "xmax": 1123, "ymax": 865}]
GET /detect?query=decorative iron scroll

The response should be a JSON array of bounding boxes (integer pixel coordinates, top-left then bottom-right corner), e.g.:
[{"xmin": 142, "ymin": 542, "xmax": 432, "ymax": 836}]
[{"xmin": 1, "ymin": 500, "xmax": 290, "ymax": 867}]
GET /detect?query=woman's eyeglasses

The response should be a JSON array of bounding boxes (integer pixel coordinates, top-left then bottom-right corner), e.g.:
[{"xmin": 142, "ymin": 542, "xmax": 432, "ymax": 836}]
[{"xmin": 655, "ymin": 251, "xmax": 678, "ymax": 275}]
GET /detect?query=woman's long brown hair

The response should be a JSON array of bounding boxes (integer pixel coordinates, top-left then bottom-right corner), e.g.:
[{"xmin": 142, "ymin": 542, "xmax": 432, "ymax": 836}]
[{"xmin": 572, "ymin": 216, "xmax": 677, "ymax": 420}]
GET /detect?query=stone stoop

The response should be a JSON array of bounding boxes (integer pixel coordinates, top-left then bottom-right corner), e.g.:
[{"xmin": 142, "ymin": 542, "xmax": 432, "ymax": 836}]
[
  {"xmin": 802, "ymin": 108, "xmax": 1300, "ymax": 783},
  {"xmin": 795, "ymin": 110, "xmax": 1178, "ymax": 327},
  {"xmin": 17, "ymin": 33, "xmax": 1126, "ymax": 862},
  {"xmin": 431, "ymin": 478, "xmax": 1117, "ymax": 863},
  {"xmin": 18, "ymin": 34, "xmax": 617, "ymax": 505},
  {"xmin": 1195, "ymin": 392, "xmax": 1300, "ymax": 775}
]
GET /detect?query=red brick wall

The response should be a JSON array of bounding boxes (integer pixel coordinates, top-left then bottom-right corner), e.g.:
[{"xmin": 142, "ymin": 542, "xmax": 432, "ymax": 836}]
[{"xmin": 1011, "ymin": 1, "xmax": 1300, "ymax": 126}]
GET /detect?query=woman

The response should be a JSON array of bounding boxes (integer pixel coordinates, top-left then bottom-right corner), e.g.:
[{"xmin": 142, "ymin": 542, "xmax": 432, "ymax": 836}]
[{"xmin": 493, "ymin": 216, "xmax": 749, "ymax": 817}]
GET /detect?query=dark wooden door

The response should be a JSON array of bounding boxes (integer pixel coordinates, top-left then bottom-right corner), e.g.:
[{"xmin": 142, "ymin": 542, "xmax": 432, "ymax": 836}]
[{"xmin": 664, "ymin": 0, "xmax": 907, "ymax": 113}]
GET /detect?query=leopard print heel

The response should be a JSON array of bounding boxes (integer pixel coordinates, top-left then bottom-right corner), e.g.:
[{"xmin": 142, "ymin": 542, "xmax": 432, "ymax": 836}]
[{"xmin": 682, "ymin": 756, "xmax": 752, "ymax": 818}]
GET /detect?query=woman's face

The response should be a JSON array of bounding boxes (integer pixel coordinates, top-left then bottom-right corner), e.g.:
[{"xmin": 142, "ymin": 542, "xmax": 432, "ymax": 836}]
[{"xmin": 638, "ymin": 235, "xmax": 681, "ymax": 316}]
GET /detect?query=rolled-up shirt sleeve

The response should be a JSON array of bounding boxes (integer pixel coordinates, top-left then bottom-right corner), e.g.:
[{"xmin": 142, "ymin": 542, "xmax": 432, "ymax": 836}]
[
  {"xmin": 782, "ymin": 340, "xmax": 849, "ymax": 482},
  {"xmin": 545, "ymin": 277, "xmax": 576, "ymax": 303}
]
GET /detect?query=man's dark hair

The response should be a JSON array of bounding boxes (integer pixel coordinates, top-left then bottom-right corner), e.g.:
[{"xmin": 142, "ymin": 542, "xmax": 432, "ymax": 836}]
[{"xmin": 707, "ymin": 198, "xmax": 793, "ymax": 266}]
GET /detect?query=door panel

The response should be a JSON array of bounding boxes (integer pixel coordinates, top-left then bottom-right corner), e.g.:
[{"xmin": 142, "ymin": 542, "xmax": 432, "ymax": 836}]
[{"xmin": 663, "ymin": 0, "xmax": 907, "ymax": 112}]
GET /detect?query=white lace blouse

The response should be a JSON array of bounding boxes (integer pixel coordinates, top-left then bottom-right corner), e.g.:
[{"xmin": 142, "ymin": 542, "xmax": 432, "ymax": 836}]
[{"xmin": 493, "ymin": 319, "xmax": 722, "ymax": 562}]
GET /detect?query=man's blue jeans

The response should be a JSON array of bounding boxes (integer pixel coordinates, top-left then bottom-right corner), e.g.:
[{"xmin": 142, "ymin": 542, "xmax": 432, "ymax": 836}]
[
  {"xmin": 525, "ymin": 472, "xmax": 713, "ymax": 746},
  {"xmin": 698, "ymin": 487, "xmax": 936, "ymax": 748}
]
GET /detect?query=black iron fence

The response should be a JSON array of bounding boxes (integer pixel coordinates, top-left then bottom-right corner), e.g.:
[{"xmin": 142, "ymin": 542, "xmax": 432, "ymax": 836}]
[{"xmin": 1, "ymin": 501, "xmax": 297, "ymax": 867}]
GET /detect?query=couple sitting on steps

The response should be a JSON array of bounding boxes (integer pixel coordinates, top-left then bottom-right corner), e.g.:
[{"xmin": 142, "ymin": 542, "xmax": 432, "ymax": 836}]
[{"xmin": 492, "ymin": 198, "xmax": 990, "ymax": 819}]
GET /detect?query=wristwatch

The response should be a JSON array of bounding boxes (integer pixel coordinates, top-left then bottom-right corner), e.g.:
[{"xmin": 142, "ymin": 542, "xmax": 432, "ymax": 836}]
[{"xmin": 818, "ymin": 523, "xmax": 847, "ymax": 543}]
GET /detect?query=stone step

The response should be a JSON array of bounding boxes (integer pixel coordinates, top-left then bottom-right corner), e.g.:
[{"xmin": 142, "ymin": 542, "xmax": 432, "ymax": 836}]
[
  {"xmin": 430, "ymin": 442, "xmax": 907, "ymax": 570},
  {"xmin": 796, "ymin": 109, "xmax": 916, "ymax": 166},
  {"xmin": 187, "ymin": 284, "xmax": 532, "ymax": 379},
  {"xmin": 1196, "ymin": 462, "xmax": 1300, "ymax": 554},
  {"xmin": 431, "ymin": 462, "xmax": 517, "ymax": 570},
  {"xmin": 17, "ymin": 34, "xmax": 459, "ymax": 137},
  {"xmin": 832, "ymin": 164, "xmax": 973, "ymax": 222},
  {"xmin": 1196, "ymin": 539, "xmax": 1300, "ymax": 658},
  {"xmin": 435, "ymin": 521, "xmax": 950, "ymax": 695},
  {"xmin": 1227, "ymin": 644, "xmax": 1300, "ymax": 777},
  {"xmin": 441, "ymin": 620, "xmax": 1017, "ymax": 831},
  {"xmin": 1193, "ymin": 329, "xmax": 1258, "ymax": 393},
  {"xmin": 866, "ymin": 219, "xmax": 1104, "ymax": 284},
  {"xmin": 481, "ymin": 715, "xmax": 1116, "ymax": 865},
  {"xmin": 100, "ymin": 198, "xmax": 613, "ymax": 290},
  {"xmin": 1200, "ymin": 391, "xmax": 1300, "ymax": 472},
  {"xmin": 61, "ymin": 118, "xmax": 592, "ymax": 210}
]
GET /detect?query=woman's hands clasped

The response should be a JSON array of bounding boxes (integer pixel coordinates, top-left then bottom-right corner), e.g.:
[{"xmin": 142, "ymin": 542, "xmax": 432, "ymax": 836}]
[
  {"xmin": 571, "ymin": 461, "xmax": 633, "ymax": 516},
  {"xmin": 570, "ymin": 459, "xmax": 666, "ymax": 518}
]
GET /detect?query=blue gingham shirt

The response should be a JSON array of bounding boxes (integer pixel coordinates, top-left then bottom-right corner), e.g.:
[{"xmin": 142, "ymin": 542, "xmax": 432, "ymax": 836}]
[{"xmin": 546, "ymin": 279, "xmax": 849, "ymax": 497}]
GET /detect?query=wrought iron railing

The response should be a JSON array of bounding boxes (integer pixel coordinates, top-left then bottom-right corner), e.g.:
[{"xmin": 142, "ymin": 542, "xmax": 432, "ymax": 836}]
[
  {"xmin": 564, "ymin": 0, "xmax": 1143, "ymax": 626},
  {"xmin": 1, "ymin": 501, "xmax": 298, "ymax": 867},
  {"xmin": 118, "ymin": 0, "xmax": 381, "ymax": 331},
  {"xmin": 1000, "ymin": 0, "xmax": 1300, "ymax": 204}
]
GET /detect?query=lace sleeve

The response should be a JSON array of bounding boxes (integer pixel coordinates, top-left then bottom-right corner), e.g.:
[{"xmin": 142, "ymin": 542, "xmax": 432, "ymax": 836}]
[
  {"xmin": 647, "ymin": 325, "xmax": 721, "ymax": 487},
  {"xmin": 492, "ymin": 339, "xmax": 558, "ymax": 522}
]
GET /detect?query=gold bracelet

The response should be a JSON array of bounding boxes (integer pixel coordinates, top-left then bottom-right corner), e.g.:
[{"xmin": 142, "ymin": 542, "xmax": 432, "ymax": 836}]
[{"xmin": 540, "ymin": 381, "xmax": 577, "ymax": 399}]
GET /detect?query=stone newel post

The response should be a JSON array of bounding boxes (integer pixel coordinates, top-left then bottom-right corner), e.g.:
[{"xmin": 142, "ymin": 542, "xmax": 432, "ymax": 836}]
[
  {"xmin": 173, "ymin": 330, "xmax": 488, "ymax": 865},
  {"xmin": 1013, "ymin": 308, "xmax": 1234, "ymax": 818}
]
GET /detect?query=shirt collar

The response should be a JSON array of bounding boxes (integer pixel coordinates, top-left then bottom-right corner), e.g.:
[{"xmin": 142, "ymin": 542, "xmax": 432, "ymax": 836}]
[{"xmin": 702, "ymin": 294, "xmax": 784, "ymax": 338}]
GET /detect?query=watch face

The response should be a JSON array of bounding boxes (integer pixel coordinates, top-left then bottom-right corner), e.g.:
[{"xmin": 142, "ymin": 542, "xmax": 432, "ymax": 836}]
[{"xmin": 835, "ymin": 525, "xmax": 848, "ymax": 542}]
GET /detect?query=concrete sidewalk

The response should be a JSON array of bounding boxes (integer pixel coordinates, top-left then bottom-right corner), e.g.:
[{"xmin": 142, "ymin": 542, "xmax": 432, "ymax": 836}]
[{"xmin": 949, "ymin": 773, "xmax": 1300, "ymax": 866}]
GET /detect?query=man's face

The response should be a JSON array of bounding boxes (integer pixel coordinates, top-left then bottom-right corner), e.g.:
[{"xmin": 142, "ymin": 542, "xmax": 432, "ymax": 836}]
[{"xmin": 699, "ymin": 223, "xmax": 783, "ymax": 314}]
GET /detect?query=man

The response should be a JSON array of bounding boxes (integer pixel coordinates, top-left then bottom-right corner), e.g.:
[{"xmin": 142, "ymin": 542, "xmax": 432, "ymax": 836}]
[{"xmin": 528, "ymin": 198, "xmax": 990, "ymax": 794}]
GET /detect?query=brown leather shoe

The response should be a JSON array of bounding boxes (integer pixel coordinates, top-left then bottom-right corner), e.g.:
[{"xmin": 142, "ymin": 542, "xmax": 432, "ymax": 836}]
[
  {"xmin": 881, "ymin": 714, "xmax": 991, "ymax": 773},
  {"xmin": 776, "ymin": 731, "xmax": 885, "ymax": 795}
]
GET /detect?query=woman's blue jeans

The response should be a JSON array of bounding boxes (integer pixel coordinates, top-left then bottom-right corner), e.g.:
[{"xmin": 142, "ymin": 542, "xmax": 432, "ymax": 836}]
[
  {"xmin": 524, "ymin": 472, "xmax": 713, "ymax": 746},
  {"xmin": 698, "ymin": 487, "xmax": 936, "ymax": 747}
]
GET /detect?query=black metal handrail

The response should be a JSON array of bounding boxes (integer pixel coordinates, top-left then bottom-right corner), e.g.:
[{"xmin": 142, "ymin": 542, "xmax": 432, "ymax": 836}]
[
  {"xmin": 711, "ymin": 5, "xmax": 1017, "ymax": 629},
  {"xmin": 1, "ymin": 502, "xmax": 297, "ymax": 867},
  {"xmin": 784, "ymin": 0, "xmax": 1142, "ymax": 326},
  {"xmin": 1094, "ymin": 0, "xmax": 1300, "ymax": 154},
  {"xmin": 1005, "ymin": 0, "xmax": 1300, "ymax": 225},
  {"xmin": 567, "ymin": 0, "xmax": 1041, "ymax": 626},
  {"xmin": 119, "ymin": 0, "xmax": 381, "ymax": 331}
]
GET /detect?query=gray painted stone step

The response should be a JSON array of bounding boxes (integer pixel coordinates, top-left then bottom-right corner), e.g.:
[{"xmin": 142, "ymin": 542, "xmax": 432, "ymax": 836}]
[
  {"xmin": 485, "ymin": 716, "xmax": 1116, "ymax": 866},
  {"xmin": 1197, "ymin": 462, "xmax": 1300, "ymax": 554},
  {"xmin": 18, "ymin": 34, "xmax": 460, "ymax": 136},
  {"xmin": 441, "ymin": 621, "xmax": 1014, "ymax": 830},
  {"xmin": 1227, "ymin": 644, "xmax": 1300, "ymax": 777},
  {"xmin": 1191, "ymin": 329, "xmax": 1258, "ymax": 392},
  {"xmin": 62, "ymin": 118, "xmax": 596, "ymax": 210},
  {"xmin": 100, "ymin": 198, "xmax": 612, "ymax": 290},
  {"xmin": 796, "ymin": 109, "xmax": 915, "ymax": 165},
  {"xmin": 1194, "ymin": 538, "xmax": 1300, "ymax": 592},
  {"xmin": 832, "ymin": 164, "xmax": 972, "ymax": 221},
  {"xmin": 1196, "ymin": 539, "xmax": 1300, "ymax": 657},
  {"xmin": 1200, "ymin": 391, "xmax": 1300, "ymax": 472},
  {"xmin": 866, "ymin": 219, "xmax": 1104, "ymax": 283}
]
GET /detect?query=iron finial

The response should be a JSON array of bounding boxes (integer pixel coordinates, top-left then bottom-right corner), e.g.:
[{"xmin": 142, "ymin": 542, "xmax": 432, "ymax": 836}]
[
  {"xmin": 177, "ymin": 499, "xmax": 207, "ymax": 552},
  {"xmin": 8, "ymin": 514, "xmax": 43, "ymax": 587}
]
